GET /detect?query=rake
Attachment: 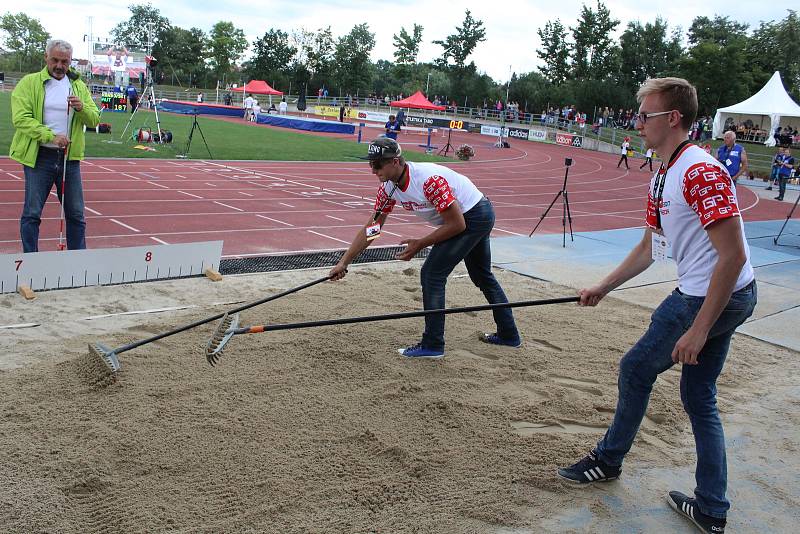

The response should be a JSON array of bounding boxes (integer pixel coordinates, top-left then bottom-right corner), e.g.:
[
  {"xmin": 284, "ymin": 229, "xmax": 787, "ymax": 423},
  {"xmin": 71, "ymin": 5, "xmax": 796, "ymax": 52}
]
[
  {"xmin": 85, "ymin": 274, "xmax": 334, "ymax": 385},
  {"xmin": 206, "ymin": 295, "xmax": 581, "ymax": 365}
]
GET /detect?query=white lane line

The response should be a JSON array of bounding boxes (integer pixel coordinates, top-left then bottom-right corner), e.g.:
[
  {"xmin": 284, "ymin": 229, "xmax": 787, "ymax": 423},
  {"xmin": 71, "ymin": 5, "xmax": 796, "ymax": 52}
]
[
  {"xmin": 307, "ymin": 230, "xmax": 350, "ymax": 244},
  {"xmin": 121, "ymin": 172, "xmax": 141, "ymax": 180},
  {"xmin": 205, "ymin": 182, "xmax": 218, "ymax": 187},
  {"xmin": 238, "ymin": 191, "xmax": 254, "ymax": 197},
  {"xmin": 326, "ymin": 215, "xmax": 345, "ymax": 222},
  {"xmin": 110, "ymin": 218, "xmax": 140, "ymax": 232},
  {"xmin": 279, "ymin": 202, "xmax": 295, "ymax": 208},
  {"xmin": 492, "ymin": 227, "xmax": 525, "ymax": 236},
  {"xmin": 85, "ymin": 206, "xmax": 103, "ymax": 216},
  {"xmin": 97, "ymin": 165, "xmax": 115, "ymax": 172},
  {"xmin": 256, "ymin": 214, "xmax": 293, "ymax": 226},
  {"xmin": 213, "ymin": 201, "xmax": 244, "ymax": 212},
  {"xmin": 148, "ymin": 181, "xmax": 170, "ymax": 189},
  {"xmin": 5, "ymin": 172, "xmax": 21, "ymax": 180},
  {"xmin": 178, "ymin": 190, "xmax": 203, "ymax": 199},
  {"xmin": 175, "ymin": 175, "xmax": 186, "ymax": 179},
  {"xmin": 381, "ymin": 229, "xmax": 403, "ymax": 237},
  {"xmin": 150, "ymin": 236, "xmax": 169, "ymax": 245}
]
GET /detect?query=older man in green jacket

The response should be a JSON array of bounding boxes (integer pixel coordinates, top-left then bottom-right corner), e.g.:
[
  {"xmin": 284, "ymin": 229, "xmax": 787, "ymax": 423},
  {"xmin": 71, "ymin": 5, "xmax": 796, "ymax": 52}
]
[{"xmin": 11, "ymin": 39, "xmax": 100, "ymax": 252}]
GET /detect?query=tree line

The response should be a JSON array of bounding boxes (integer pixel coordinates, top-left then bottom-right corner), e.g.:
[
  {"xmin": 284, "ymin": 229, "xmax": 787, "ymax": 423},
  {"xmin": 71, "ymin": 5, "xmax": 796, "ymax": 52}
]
[{"xmin": 1, "ymin": 3, "xmax": 798, "ymax": 116}]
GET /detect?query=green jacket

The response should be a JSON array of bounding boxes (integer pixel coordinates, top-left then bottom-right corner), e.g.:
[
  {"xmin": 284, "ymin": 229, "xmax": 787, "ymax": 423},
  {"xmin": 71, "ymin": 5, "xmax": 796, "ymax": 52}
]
[{"xmin": 10, "ymin": 67, "xmax": 100, "ymax": 167}]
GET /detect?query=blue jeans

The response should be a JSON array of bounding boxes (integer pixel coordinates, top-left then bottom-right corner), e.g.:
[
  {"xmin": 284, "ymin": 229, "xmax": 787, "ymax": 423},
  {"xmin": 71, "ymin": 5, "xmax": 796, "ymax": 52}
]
[
  {"xmin": 595, "ymin": 280, "xmax": 757, "ymax": 519},
  {"xmin": 21, "ymin": 147, "xmax": 86, "ymax": 252},
  {"xmin": 420, "ymin": 197, "xmax": 519, "ymax": 350}
]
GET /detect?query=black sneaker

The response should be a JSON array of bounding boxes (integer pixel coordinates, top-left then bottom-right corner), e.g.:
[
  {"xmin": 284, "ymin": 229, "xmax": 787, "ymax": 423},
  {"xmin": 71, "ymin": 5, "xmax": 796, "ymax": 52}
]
[
  {"xmin": 667, "ymin": 491, "xmax": 726, "ymax": 534},
  {"xmin": 480, "ymin": 332, "xmax": 522, "ymax": 348},
  {"xmin": 557, "ymin": 450, "xmax": 621, "ymax": 484}
]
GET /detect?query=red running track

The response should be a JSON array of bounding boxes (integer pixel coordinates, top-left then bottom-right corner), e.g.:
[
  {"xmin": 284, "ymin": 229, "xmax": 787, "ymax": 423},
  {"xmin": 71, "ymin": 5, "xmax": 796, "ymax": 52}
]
[{"xmin": 0, "ymin": 131, "xmax": 784, "ymax": 257}]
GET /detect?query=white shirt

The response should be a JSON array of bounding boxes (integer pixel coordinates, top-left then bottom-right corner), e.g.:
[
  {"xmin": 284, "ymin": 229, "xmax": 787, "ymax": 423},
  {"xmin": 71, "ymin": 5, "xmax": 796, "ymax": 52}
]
[
  {"xmin": 41, "ymin": 76, "xmax": 71, "ymax": 148},
  {"xmin": 374, "ymin": 162, "xmax": 484, "ymax": 225},
  {"xmin": 621, "ymin": 141, "xmax": 630, "ymax": 155},
  {"xmin": 646, "ymin": 144, "xmax": 754, "ymax": 296},
  {"xmin": 279, "ymin": 100, "xmax": 288, "ymax": 114},
  {"xmin": 645, "ymin": 148, "xmax": 653, "ymax": 158},
  {"xmin": 244, "ymin": 96, "xmax": 255, "ymax": 109}
]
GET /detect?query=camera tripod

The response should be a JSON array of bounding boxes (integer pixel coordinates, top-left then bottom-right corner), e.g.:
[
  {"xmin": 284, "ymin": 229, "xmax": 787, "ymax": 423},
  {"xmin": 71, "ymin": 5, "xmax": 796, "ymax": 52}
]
[
  {"xmin": 439, "ymin": 129, "xmax": 454, "ymax": 157},
  {"xmin": 177, "ymin": 112, "xmax": 213, "ymax": 159},
  {"xmin": 529, "ymin": 158, "xmax": 574, "ymax": 247},
  {"xmin": 773, "ymin": 190, "xmax": 800, "ymax": 247},
  {"xmin": 119, "ymin": 73, "xmax": 164, "ymax": 143}
]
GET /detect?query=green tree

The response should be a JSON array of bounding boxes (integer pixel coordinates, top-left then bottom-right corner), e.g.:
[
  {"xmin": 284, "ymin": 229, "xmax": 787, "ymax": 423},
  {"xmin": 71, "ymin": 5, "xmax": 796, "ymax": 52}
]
[
  {"xmin": 536, "ymin": 19, "xmax": 570, "ymax": 85},
  {"xmin": 393, "ymin": 24, "xmax": 423, "ymax": 64},
  {"xmin": 432, "ymin": 9, "xmax": 486, "ymax": 69},
  {"xmin": 570, "ymin": 1, "xmax": 620, "ymax": 80},
  {"xmin": 290, "ymin": 27, "xmax": 335, "ymax": 90},
  {"xmin": 677, "ymin": 16, "xmax": 751, "ymax": 114},
  {"xmin": 152, "ymin": 27, "xmax": 208, "ymax": 87},
  {"xmin": 208, "ymin": 21, "xmax": 247, "ymax": 82},
  {"xmin": 746, "ymin": 10, "xmax": 800, "ymax": 99},
  {"xmin": 246, "ymin": 29, "xmax": 296, "ymax": 90},
  {"xmin": 0, "ymin": 12, "xmax": 50, "ymax": 71},
  {"xmin": 334, "ymin": 23, "xmax": 376, "ymax": 94},
  {"xmin": 617, "ymin": 17, "xmax": 682, "ymax": 89},
  {"xmin": 110, "ymin": 3, "xmax": 170, "ymax": 50}
]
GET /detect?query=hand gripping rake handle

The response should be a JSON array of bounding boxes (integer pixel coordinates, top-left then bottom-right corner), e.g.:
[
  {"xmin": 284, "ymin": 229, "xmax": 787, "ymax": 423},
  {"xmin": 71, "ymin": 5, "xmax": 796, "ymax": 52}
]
[
  {"xmin": 90, "ymin": 274, "xmax": 334, "ymax": 373},
  {"xmin": 206, "ymin": 295, "xmax": 580, "ymax": 365}
]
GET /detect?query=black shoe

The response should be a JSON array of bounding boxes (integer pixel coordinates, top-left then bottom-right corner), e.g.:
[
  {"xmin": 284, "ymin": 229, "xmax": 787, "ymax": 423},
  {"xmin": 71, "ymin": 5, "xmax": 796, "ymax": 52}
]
[
  {"xmin": 667, "ymin": 491, "xmax": 726, "ymax": 533},
  {"xmin": 557, "ymin": 450, "xmax": 621, "ymax": 484},
  {"xmin": 775, "ymin": 196, "xmax": 784, "ymax": 201},
  {"xmin": 765, "ymin": 186, "xmax": 772, "ymax": 190}
]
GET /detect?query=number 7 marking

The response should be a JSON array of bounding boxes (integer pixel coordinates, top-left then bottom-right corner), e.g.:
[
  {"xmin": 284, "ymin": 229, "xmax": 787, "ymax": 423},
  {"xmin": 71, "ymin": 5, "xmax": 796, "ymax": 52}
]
[{"xmin": 15, "ymin": 260, "xmax": 23, "ymax": 271}]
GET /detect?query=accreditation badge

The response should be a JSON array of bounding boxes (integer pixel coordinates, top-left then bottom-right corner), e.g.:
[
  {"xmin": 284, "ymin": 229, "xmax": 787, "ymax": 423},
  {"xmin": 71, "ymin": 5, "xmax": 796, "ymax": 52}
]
[{"xmin": 651, "ymin": 232, "xmax": 671, "ymax": 262}]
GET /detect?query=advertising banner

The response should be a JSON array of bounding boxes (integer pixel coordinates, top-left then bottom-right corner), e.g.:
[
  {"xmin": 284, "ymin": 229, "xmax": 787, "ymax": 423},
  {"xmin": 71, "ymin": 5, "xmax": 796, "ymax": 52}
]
[{"xmin": 528, "ymin": 129, "xmax": 548, "ymax": 142}]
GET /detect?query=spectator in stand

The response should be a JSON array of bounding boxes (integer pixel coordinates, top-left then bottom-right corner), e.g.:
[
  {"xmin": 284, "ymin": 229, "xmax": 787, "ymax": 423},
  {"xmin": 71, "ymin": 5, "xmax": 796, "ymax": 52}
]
[
  {"xmin": 223, "ymin": 92, "xmax": 232, "ymax": 106},
  {"xmin": 716, "ymin": 131, "xmax": 748, "ymax": 185},
  {"xmin": 766, "ymin": 147, "xmax": 785, "ymax": 191},
  {"xmin": 774, "ymin": 148, "xmax": 795, "ymax": 201},
  {"xmin": 618, "ymin": 136, "xmax": 631, "ymax": 169}
]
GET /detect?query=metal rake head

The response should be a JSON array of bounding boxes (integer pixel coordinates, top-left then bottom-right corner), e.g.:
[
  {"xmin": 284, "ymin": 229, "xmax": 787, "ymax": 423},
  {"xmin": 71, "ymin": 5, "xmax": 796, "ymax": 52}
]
[
  {"xmin": 85, "ymin": 343, "xmax": 120, "ymax": 387},
  {"xmin": 206, "ymin": 312, "xmax": 239, "ymax": 366}
]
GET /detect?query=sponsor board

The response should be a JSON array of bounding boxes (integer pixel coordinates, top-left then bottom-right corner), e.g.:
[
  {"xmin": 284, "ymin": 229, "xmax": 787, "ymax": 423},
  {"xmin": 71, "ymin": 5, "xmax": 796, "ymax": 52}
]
[
  {"xmin": 528, "ymin": 129, "xmax": 547, "ymax": 142},
  {"xmin": 353, "ymin": 109, "xmax": 391, "ymax": 122},
  {"xmin": 480, "ymin": 125, "xmax": 508, "ymax": 137},
  {"xmin": 555, "ymin": 133, "xmax": 584, "ymax": 147},
  {"xmin": 507, "ymin": 127, "xmax": 529, "ymax": 140}
]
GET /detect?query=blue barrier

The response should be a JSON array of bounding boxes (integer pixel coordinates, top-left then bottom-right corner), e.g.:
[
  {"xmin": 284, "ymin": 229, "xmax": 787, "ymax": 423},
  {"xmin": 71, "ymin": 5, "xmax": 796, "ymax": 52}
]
[
  {"xmin": 157, "ymin": 100, "xmax": 244, "ymax": 118},
  {"xmin": 255, "ymin": 114, "xmax": 355, "ymax": 134}
]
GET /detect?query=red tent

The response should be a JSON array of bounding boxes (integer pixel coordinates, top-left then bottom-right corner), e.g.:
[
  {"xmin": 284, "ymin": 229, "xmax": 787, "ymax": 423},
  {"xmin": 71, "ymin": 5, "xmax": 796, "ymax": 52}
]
[
  {"xmin": 390, "ymin": 91, "xmax": 445, "ymax": 110},
  {"xmin": 231, "ymin": 80, "xmax": 283, "ymax": 95}
]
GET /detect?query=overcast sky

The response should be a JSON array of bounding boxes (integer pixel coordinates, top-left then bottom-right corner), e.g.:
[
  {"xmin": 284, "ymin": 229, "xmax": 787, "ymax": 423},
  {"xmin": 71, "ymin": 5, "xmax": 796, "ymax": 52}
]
[{"xmin": 12, "ymin": 0, "xmax": 798, "ymax": 82}]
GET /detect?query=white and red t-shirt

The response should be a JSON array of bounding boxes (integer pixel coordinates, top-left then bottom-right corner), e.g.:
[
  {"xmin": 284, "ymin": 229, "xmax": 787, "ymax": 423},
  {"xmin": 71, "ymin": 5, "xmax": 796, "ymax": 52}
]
[
  {"xmin": 646, "ymin": 143, "xmax": 754, "ymax": 296},
  {"xmin": 374, "ymin": 162, "xmax": 484, "ymax": 225}
]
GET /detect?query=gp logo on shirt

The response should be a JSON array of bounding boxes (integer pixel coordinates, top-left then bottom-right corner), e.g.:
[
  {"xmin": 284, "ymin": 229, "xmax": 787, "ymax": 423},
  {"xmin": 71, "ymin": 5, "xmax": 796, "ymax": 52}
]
[{"xmin": 683, "ymin": 162, "xmax": 739, "ymax": 225}]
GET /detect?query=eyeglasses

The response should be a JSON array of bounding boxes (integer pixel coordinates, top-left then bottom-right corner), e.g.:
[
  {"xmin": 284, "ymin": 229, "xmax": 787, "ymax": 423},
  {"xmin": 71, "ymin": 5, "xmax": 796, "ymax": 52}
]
[{"xmin": 636, "ymin": 110, "xmax": 680, "ymax": 123}]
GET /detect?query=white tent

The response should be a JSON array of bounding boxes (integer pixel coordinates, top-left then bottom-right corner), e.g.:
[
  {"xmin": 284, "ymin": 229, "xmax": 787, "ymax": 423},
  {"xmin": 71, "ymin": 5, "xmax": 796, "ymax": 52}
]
[{"xmin": 712, "ymin": 71, "xmax": 800, "ymax": 146}]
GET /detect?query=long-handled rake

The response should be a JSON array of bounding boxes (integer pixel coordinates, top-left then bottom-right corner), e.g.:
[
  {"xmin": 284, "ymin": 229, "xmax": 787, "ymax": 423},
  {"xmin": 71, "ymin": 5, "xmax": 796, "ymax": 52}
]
[
  {"xmin": 206, "ymin": 295, "xmax": 580, "ymax": 365},
  {"xmin": 85, "ymin": 274, "xmax": 334, "ymax": 385}
]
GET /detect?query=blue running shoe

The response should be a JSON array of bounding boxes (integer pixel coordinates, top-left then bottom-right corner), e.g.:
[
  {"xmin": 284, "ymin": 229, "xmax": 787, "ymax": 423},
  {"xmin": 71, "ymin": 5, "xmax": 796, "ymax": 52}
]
[
  {"xmin": 480, "ymin": 332, "xmax": 522, "ymax": 348},
  {"xmin": 398, "ymin": 343, "xmax": 444, "ymax": 359}
]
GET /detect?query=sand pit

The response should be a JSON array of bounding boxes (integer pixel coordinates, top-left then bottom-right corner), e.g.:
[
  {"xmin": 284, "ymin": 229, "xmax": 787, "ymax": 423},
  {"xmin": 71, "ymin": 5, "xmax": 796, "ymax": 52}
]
[{"xmin": 1, "ymin": 262, "xmax": 797, "ymax": 532}]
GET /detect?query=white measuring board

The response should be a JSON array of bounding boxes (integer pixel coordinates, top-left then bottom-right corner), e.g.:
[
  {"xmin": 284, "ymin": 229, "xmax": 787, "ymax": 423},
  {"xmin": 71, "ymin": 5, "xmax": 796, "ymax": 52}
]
[{"xmin": 0, "ymin": 241, "xmax": 223, "ymax": 294}]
